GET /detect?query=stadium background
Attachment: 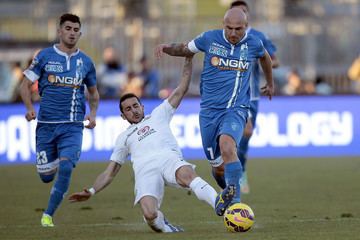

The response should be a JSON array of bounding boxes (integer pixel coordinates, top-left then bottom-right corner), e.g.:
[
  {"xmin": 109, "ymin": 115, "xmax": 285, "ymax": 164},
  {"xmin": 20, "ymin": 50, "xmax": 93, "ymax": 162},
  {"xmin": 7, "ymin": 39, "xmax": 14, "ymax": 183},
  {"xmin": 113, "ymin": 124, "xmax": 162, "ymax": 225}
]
[{"xmin": 1, "ymin": 1, "xmax": 360, "ymax": 239}]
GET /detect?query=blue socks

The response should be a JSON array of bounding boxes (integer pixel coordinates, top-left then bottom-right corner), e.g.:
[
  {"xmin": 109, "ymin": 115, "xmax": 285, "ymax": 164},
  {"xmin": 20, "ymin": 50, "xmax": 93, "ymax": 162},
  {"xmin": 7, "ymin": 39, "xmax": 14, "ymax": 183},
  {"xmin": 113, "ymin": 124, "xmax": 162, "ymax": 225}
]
[
  {"xmin": 45, "ymin": 160, "xmax": 73, "ymax": 216},
  {"xmin": 237, "ymin": 136, "xmax": 250, "ymax": 171},
  {"xmin": 224, "ymin": 161, "xmax": 243, "ymax": 203}
]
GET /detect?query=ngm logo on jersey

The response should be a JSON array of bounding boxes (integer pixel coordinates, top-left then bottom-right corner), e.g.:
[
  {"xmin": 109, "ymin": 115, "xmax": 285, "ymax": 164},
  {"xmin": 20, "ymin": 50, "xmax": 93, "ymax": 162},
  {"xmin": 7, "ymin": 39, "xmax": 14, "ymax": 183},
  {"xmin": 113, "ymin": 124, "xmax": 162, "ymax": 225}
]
[
  {"xmin": 210, "ymin": 56, "xmax": 250, "ymax": 71},
  {"xmin": 48, "ymin": 75, "xmax": 83, "ymax": 88}
]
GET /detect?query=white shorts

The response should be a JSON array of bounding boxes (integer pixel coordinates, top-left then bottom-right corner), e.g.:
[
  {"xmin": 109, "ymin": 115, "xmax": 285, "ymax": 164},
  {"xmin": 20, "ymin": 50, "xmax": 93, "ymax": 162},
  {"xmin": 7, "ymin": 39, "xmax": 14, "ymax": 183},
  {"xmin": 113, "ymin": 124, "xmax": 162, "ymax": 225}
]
[{"xmin": 133, "ymin": 157, "xmax": 194, "ymax": 207}]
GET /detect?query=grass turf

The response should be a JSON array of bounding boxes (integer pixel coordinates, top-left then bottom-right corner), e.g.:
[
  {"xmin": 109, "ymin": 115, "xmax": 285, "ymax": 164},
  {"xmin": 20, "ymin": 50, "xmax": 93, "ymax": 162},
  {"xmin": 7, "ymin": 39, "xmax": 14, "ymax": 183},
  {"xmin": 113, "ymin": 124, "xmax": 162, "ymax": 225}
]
[{"xmin": 0, "ymin": 157, "xmax": 359, "ymax": 240}]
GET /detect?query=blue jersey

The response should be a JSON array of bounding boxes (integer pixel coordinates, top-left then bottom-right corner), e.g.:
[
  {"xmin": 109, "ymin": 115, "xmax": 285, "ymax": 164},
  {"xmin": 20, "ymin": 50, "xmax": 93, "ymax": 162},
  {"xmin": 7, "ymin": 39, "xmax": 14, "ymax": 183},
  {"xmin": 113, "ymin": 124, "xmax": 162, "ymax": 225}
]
[
  {"xmin": 24, "ymin": 45, "xmax": 96, "ymax": 123},
  {"xmin": 188, "ymin": 29, "xmax": 265, "ymax": 110},
  {"xmin": 247, "ymin": 27, "xmax": 277, "ymax": 100}
]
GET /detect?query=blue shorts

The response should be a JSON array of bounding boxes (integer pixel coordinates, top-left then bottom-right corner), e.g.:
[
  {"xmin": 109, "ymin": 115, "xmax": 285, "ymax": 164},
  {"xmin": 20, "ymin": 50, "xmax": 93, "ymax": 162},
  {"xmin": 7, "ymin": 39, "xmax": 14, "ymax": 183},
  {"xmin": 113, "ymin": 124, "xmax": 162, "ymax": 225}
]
[
  {"xmin": 35, "ymin": 122, "xmax": 84, "ymax": 173},
  {"xmin": 199, "ymin": 108, "xmax": 248, "ymax": 165}
]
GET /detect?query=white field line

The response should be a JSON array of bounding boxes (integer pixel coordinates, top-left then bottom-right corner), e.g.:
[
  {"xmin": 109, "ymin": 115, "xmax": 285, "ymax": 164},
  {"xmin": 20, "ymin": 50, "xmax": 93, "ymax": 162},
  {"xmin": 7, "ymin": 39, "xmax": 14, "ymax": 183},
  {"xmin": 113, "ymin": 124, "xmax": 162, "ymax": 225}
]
[{"xmin": 1, "ymin": 217, "xmax": 359, "ymax": 229}]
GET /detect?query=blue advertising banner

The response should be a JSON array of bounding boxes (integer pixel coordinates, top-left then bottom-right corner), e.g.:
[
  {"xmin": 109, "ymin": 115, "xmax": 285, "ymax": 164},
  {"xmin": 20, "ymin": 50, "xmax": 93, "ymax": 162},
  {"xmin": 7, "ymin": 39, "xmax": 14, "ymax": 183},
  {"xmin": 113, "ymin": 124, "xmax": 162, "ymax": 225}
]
[{"xmin": 0, "ymin": 96, "xmax": 359, "ymax": 165}]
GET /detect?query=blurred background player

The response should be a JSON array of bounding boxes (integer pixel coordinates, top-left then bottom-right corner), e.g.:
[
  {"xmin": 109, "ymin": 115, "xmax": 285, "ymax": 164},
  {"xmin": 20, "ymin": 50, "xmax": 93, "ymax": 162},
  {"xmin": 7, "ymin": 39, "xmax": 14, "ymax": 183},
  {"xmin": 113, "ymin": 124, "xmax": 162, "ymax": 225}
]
[
  {"xmin": 20, "ymin": 13, "xmax": 99, "ymax": 227},
  {"xmin": 230, "ymin": 0, "xmax": 279, "ymax": 193},
  {"xmin": 69, "ymin": 57, "xmax": 233, "ymax": 232},
  {"xmin": 155, "ymin": 8, "xmax": 274, "ymax": 212}
]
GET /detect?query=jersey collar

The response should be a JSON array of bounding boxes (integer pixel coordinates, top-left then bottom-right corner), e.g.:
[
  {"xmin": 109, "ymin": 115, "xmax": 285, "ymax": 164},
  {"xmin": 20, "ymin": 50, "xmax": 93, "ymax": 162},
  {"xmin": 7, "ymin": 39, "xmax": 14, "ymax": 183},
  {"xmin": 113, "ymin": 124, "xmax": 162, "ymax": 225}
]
[
  {"xmin": 222, "ymin": 29, "xmax": 248, "ymax": 46},
  {"xmin": 53, "ymin": 44, "xmax": 80, "ymax": 58}
]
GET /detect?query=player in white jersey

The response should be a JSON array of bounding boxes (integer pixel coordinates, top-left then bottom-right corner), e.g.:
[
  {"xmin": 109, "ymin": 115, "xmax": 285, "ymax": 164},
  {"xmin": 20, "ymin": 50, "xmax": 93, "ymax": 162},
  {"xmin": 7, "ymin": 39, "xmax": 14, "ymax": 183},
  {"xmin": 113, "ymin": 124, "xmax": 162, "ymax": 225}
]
[{"xmin": 68, "ymin": 57, "xmax": 234, "ymax": 233}]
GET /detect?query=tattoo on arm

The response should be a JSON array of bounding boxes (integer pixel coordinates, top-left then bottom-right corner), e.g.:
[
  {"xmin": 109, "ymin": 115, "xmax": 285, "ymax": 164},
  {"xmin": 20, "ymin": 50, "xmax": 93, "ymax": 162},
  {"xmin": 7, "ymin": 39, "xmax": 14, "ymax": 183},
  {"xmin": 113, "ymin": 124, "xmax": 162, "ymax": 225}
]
[{"xmin": 164, "ymin": 43, "xmax": 193, "ymax": 56}]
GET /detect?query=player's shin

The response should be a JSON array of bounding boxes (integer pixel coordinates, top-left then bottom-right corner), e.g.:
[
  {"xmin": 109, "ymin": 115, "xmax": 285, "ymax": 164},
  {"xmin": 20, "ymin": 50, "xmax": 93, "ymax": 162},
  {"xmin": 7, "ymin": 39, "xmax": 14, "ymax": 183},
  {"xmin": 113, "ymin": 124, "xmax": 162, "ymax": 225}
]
[
  {"xmin": 189, "ymin": 177, "xmax": 217, "ymax": 208},
  {"xmin": 45, "ymin": 160, "xmax": 73, "ymax": 216},
  {"xmin": 224, "ymin": 161, "xmax": 242, "ymax": 203}
]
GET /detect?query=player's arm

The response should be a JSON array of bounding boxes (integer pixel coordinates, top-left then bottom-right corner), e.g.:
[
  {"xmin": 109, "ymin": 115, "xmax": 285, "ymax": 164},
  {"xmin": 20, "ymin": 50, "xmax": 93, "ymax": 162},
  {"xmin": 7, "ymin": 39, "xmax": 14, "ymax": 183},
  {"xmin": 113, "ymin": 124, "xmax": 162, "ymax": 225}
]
[
  {"xmin": 167, "ymin": 57, "xmax": 193, "ymax": 109},
  {"xmin": 270, "ymin": 55, "xmax": 280, "ymax": 68},
  {"xmin": 259, "ymin": 50, "xmax": 274, "ymax": 100},
  {"xmin": 84, "ymin": 85, "xmax": 99, "ymax": 129},
  {"xmin": 19, "ymin": 77, "xmax": 36, "ymax": 121},
  {"xmin": 68, "ymin": 161, "xmax": 121, "ymax": 202},
  {"xmin": 155, "ymin": 43, "xmax": 195, "ymax": 59}
]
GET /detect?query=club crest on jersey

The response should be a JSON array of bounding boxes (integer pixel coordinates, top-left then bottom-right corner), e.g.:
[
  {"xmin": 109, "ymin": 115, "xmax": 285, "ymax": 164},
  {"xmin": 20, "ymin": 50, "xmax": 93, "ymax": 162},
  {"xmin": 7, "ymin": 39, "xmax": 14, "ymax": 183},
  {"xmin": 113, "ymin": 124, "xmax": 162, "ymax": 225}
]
[
  {"xmin": 240, "ymin": 43, "xmax": 248, "ymax": 61},
  {"xmin": 48, "ymin": 74, "xmax": 83, "ymax": 88},
  {"xmin": 137, "ymin": 126, "xmax": 156, "ymax": 141},
  {"xmin": 210, "ymin": 56, "xmax": 249, "ymax": 71}
]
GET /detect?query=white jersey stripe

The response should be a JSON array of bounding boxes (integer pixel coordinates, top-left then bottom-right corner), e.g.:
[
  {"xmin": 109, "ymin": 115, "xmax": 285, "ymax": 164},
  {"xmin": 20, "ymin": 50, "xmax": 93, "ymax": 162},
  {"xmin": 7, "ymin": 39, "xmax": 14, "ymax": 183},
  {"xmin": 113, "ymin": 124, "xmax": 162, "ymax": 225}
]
[{"xmin": 70, "ymin": 88, "xmax": 77, "ymax": 121}]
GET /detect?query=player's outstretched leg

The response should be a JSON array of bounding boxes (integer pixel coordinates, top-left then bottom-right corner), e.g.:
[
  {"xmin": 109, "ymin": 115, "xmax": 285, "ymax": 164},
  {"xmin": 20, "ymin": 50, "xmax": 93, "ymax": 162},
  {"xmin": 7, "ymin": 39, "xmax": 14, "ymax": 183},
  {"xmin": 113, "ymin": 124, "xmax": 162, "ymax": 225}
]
[
  {"xmin": 41, "ymin": 160, "xmax": 73, "ymax": 227},
  {"xmin": 214, "ymin": 184, "xmax": 235, "ymax": 216},
  {"xmin": 144, "ymin": 210, "xmax": 184, "ymax": 233}
]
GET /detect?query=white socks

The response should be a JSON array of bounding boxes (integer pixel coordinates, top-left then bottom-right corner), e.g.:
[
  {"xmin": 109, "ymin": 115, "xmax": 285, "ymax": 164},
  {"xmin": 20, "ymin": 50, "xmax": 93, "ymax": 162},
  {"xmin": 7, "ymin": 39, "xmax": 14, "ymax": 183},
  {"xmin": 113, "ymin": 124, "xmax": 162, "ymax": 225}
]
[{"xmin": 189, "ymin": 177, "xmax": 217, "ymax": 209}]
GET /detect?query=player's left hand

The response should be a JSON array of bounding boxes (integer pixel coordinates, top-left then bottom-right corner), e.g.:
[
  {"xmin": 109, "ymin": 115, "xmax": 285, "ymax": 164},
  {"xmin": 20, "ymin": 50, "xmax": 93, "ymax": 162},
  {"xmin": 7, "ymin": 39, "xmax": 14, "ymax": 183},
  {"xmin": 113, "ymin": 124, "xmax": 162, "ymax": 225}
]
[
  {"xmin": 84, "ymin": 115, "xmax": 96, "ymax": 129},
  {"xmin": 68, "ymin": 189, "xmax": 92, "ymax": 202},
  {"xmin": 154, "ymin": 44, "xmax": 169, "ymax": 59},
  {"xmin": 261, "ymin": 84, "xmax": 274, "ymax": 100}
]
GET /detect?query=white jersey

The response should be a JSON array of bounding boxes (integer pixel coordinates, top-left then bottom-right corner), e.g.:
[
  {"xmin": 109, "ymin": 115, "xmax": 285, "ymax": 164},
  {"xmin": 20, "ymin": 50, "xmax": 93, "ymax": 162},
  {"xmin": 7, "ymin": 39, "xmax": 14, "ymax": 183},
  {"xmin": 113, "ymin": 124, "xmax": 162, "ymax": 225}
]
[{"xmin": 110, "ymin": 100, "xmax": 183, "ymax": 173}]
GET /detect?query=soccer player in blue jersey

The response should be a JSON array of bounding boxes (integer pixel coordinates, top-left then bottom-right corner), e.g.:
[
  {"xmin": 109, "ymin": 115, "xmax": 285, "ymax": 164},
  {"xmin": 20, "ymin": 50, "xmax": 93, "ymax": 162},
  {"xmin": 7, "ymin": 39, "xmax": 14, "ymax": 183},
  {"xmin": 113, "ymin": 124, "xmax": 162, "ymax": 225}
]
[
  {"xmin": 155, "ymin": 8, "xmax": 274, "ymax": 215},
  {"xmin": 230, "ymin": 0, "xmax": 279, "ymax": 193},
  {"xmin": 20, "ymin": 13, "xmax": 99, "ymax": 227}
]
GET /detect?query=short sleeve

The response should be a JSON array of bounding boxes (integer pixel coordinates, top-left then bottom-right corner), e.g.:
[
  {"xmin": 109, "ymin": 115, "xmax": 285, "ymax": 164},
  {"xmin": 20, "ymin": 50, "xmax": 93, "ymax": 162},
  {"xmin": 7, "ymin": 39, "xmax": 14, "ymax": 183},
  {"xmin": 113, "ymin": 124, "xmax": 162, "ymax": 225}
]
[
  {"xmin": 188, "ymin": 31, "xmax": 208, "ymax": 53},
  {"xmin": 110, "ymin": 134, "xmax": 129, "ymax": 165},
  {"xmin": 262, "ymin": 35, "xmax": 277, "ymax": 57},
  {"xmin": 151, "ymin": 100, "xmax": 175, "ymax": 123},
  {"xmin": 84, "ymin": 61, "xmax": 97, "ymax": 88},
  {"xmin": 255, "ymin": 38, "xmax": 265, "ymax": 59},
  {"xmin": 23, "ymin": 50, "xmax": 45, "ymax": 82}
]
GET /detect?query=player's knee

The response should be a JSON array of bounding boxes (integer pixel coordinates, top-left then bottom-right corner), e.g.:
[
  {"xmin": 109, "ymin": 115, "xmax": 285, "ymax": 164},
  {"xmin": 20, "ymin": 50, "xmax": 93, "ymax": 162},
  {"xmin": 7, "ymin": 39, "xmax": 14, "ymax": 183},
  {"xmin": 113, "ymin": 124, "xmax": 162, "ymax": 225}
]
[
  {"xmin": 176, "ymin": 166, "xmax": 197, "ymax": 187},
  {"xmin": 39, "ymin": 172, "xmax": 56, "ymax": 183},
  {"xmin": 219, "ymin": 139, "xmax": 236, "ymax": 161},
  {"xmin": 58, "ymin": 159, "xmax": 73, "ymax": 177}
]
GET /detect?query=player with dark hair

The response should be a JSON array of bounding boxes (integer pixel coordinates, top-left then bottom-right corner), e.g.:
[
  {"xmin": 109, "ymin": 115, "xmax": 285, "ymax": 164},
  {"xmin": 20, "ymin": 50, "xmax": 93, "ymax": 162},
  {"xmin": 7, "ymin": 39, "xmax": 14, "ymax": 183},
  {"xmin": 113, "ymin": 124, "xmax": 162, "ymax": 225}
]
[
  {"xmin": 155, "ymin": 8, "xmax": 274, "ymax": 214},
  {"xmin": 230, "ymin": 0, "xmax": 279, "ymax": 193},
  {"xmin": 20, "ymin": 13, "xmax": 99, "ymax": 227},
  {"xmin": 68, "ymin": 57, "xmax": 230, "ymax": 233}
]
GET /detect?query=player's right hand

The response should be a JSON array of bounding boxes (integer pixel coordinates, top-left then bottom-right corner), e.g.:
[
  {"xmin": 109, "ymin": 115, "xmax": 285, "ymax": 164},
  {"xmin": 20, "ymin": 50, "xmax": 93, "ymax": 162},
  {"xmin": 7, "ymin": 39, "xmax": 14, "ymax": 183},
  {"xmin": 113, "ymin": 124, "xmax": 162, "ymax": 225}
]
[
  {"xmin": 68, "ymin": 189, "xmax": 92, "ymax": 202},
  {"xmin": 25, "ymin": 110, "xmax": 36, "ymax": 121}
]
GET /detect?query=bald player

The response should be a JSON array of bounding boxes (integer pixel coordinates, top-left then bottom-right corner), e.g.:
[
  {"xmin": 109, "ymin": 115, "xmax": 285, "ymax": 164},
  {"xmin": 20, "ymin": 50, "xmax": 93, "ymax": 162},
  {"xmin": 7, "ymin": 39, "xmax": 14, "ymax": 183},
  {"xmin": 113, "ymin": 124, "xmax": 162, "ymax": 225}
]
[{"xmin": 155, "ymin": 8, "xmax": 274, "ymax": 214}]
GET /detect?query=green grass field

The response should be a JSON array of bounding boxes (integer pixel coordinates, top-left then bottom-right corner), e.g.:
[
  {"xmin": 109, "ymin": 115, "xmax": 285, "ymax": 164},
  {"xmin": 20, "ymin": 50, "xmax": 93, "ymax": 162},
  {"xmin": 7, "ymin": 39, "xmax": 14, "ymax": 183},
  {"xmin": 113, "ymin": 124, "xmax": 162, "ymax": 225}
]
[{"xmin": 1, "ymin": 157, "xmax": 360, "ymax": 240}]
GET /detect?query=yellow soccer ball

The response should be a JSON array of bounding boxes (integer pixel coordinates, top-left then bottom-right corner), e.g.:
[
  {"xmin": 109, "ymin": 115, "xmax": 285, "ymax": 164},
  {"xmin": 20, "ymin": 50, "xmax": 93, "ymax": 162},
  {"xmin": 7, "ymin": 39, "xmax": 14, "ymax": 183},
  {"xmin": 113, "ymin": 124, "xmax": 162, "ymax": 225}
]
[{"xmin": 223, "ymin": 203, "xmax": 255, "ymax": 232}]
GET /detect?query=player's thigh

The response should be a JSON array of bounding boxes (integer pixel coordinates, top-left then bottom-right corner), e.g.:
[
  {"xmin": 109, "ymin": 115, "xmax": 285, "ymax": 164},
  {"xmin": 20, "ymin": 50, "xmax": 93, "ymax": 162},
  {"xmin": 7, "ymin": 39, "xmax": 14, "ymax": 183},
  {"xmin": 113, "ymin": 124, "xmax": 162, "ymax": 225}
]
[
  {"xmin": 57, "ymin": 123, "xmax": 83, "ymax": 165},
  {"xmin": 219, "ymin": 109, "xmax": 247, "ymax": 147},
  {"xmin": 36, "ymin": 123, "xmax": 58, "ymax": 174},
  {"xmin": 199, "ymin": 110, "xmax": 223, "ymax": 165},
  {"xmin": 134, "ymin": 168, "xmax": 164, "ymax": 208}
]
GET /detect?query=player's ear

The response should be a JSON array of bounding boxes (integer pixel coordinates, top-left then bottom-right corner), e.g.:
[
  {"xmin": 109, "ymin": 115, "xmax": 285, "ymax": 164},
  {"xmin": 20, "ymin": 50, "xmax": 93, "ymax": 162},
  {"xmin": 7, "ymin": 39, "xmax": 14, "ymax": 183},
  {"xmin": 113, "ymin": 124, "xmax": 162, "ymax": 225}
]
[{"xmin": 121, "ymin": 113, "xmax": 126, "ymax": 120}]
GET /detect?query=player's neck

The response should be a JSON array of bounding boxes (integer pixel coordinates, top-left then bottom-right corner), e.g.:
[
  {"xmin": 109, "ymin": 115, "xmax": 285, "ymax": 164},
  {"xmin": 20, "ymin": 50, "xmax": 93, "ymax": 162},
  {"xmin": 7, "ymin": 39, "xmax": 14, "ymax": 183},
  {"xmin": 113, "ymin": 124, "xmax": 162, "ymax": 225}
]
[{"xmin": 56, "ymin": 43, "xmax": 78, "ymax": 56}]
